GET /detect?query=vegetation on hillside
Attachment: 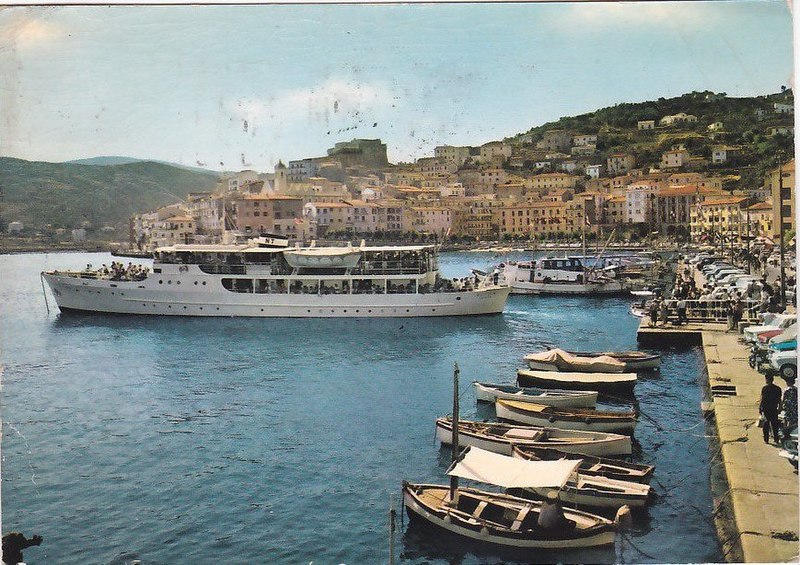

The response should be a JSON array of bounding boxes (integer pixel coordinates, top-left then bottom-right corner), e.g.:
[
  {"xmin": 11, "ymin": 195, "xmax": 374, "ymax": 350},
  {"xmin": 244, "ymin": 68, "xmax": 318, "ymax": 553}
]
[{"xmin": 0, "ymin": 158, "xmax": 219, "ymax": 233}]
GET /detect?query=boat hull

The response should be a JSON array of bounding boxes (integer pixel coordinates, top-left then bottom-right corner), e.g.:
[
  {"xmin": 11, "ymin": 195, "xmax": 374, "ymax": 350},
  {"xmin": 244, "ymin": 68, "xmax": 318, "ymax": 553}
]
[
  {"xmin": 436, "ymin": 419, "xmax": 632, "ymax": 457},
  {"xmin": 522, "ymin": 478, "xmax": 650, "ymax": 509},
  {"xmin": 403, "ymin": 484, "xmax": 616, "ymax": 549},
  {"xmin": 517, "ymin": 370, "xmax": 637, "ymax": 394},
  {"xmin": 42, "ymin": 273, "xmax": 510, "ymax": 318},
  {"xmin": 473, "ymin": 382, "xmax": 598, "ymax": 409},
  {"xmin": 495, "ymin": 401, "xmax": 637, "ymax": 434},
  {"xmin": 511, "ymin": 446, "xmax": 654, "ymax": 484},
  {"xmin": 566, "ymin": 351, "xmax": 661, "ymax": 371},
  {"xmin": 510, "ymin": 281, "xmax": 628, "ymax": 296}
]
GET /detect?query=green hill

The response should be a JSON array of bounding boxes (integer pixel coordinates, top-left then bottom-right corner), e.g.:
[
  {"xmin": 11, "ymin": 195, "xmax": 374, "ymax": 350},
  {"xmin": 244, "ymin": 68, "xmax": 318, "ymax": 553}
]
[
  {"xmin": 0, "ymin": 158, "xmax": 220, "ymax": 232},
  {"xmin": 508, "ymin": 89, "xmax": 794, "ymax": 188}
]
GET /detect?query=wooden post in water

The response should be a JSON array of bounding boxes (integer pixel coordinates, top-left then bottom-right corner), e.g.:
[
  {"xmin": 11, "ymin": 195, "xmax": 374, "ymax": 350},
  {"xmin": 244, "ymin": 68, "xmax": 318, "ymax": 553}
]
[
  {"xmin": 449, "ymin": 362, "xmax": 460, "ymax": 504},
  {"xmin": 388, "ymin": 496, "xmax": 396, "ymax": 565}
]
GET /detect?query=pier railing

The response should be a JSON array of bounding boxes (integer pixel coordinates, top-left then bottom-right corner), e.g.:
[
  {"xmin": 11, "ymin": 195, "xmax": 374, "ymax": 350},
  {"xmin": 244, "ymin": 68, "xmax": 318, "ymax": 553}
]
[{"xmin": 646, "ymin": 299, "xmax": 763, "ymax": 323}]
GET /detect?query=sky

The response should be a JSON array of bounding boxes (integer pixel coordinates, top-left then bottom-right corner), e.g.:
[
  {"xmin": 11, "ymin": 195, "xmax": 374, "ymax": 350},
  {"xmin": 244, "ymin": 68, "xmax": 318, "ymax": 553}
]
[{"xmin": 0, "ymin": 2, "xmax": 794, "ymax": 172}]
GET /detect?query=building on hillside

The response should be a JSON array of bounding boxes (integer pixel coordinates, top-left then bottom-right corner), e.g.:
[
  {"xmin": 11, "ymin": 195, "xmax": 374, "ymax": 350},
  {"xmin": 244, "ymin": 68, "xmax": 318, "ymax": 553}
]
[
  {"xmin": 439, "ymin": 182, "xmax": 466, "ymax": 198},
  {"xmin": 287, "ymin": 158, "xmax": 319, "ymax": 182},
  {"xmin": 151, "ymin": 215, "xmax": 196, "ymax": 248},
  {"xmin": 654, "ymin": 185, "xmax": 724, "ymax": 233},
  {"xmin": 495, "ymin": 181, "xmax": 526, "ymax": 200},
  {"xmin": 661, "ymin": 148, "xmax": 690, "ymax": 169},
  {"xmin": 538, "ymin": 130, "xmax": 571, "ymax": 152},
  {"xmin": 690, "ymin": 196, "xmax": 749, "ymax": 242},
  {"xmin": 607, "ymin": 153, "xmax": 636, "ymax": 176},
  {"xmin": 740, "ymin": 201, "xmax": 774, "ymax": 239},
  {"xmin": 187, "ymin": 193, "xmax": 225, "ymax": 240},
  {"xmin": 7, "ymin": 221, "xmax": 23, "ymax": 234},
  {"xmin": 449, "ymin": 196, "xmax": 500, "ymax": 240},
  {"xmin": 707, "ymin": 121, "xmax": 724, "ymax": 133},
  {"xmin": 572, "ymin": 134, "xmax": 597, "ymax": 147},
  {"xmin": 773, "ymin": 102, "xmax": 794, "ymax": 114},
  {"xmin": 374, "ymin": 200, "xmax": 404, "ymax": 233},
  {"xmin": 434, "ymin": 145, "xmax": 472, "ymax": 166},
  {"xmin": 659, "ymin": 113, "xmax": 698, "ymax": 126},
  {"xmin": 604, "ymin": 195, "xmax": 627, "ymax": 225},
  {"xmin": 625, "ymin": 182, "xmax": 660, "ymax": 225},
  {"xmin": 479, "ymin": 141, "xmax": 512, "ymax": 164},
  {"xmin": 226, "ymin": 170, "xmax": 260, "ymax": 192},
  {"xmin": 637, "ymin": 120, "xmax": 655, "ymax": 131},
  {"xmin": 384, "ymin": 169, "xmax": 423, "ymax": 187},
  {"xmin": 235, "ymin": 195, "xmax": 305, "ymax": 238},
  {"xmin": 457, "ymin": 168, "xmax": 507, "ymax": 195},
  {"xmin": 326, "ymin": 139, "xmax": 388, "ymax": 169},
  {"xmin": 765, "ymin": 159, "xmax": 795, "ymax": 239},
  {"xmin": 585, "ymin": 164, "xmax": 603, "ymax": 179},
  {"xmin": 711, "ymin": 145, "xmax": 743, "ymax": 165},
  {"xmin": 403, "ymin": 207, "xmax": 453, "ymax": 236},
  {"xmin": 303, "ymin": 201, "xmax": 353, "ymax": 236},
  {"xmin": 570, "ymin": 145, "xmax": 596, "ymax": 157},
  {"xmin": 347, "ymin": 200, "xmax": 381, "ymax": 234},
  {"xmin": 524, "ymin": 172, "xmax": 579, "ymax": 191}
]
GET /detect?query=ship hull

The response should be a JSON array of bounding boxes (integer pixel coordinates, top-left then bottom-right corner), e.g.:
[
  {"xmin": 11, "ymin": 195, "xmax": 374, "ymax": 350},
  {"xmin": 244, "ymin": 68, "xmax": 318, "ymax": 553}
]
[{"xmin": 42, "ymin": 273, "xmax": 510, "ymax": 318}]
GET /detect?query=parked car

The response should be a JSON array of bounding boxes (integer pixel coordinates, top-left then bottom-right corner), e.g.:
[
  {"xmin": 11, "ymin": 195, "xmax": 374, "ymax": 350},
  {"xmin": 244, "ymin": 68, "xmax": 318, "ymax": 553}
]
[{"xmin": 770, "ymin": 349, "xmax": 797, "ymax": 379}]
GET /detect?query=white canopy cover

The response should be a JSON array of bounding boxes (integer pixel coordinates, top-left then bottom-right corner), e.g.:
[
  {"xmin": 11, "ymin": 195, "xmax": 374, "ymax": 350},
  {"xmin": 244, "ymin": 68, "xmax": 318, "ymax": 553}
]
[{"xmin": 446, "ymin": 447, "xmax": 581, "ymax": 489}]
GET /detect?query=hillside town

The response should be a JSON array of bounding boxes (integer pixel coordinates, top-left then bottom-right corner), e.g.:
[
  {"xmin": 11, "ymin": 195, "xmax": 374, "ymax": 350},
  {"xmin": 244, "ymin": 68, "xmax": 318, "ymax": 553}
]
[{"xmin": 127, "ymin": 94, "xmax": 796, "ymax": 251}]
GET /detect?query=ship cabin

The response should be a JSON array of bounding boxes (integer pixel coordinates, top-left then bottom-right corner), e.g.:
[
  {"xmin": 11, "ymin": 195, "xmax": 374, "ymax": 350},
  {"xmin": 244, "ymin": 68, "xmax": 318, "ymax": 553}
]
[{"xmin": 151, "ymin": 243, "xmax": 462, "ymax": 295}]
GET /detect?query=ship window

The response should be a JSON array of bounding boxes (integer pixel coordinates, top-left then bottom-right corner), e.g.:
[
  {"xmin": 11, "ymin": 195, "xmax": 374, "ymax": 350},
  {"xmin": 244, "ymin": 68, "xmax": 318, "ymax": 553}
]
[
  {"xmin": 159, "ymin": 280, "xmax": 163, "ymax": 284},
  {"xmin": 168, "ymin": 280, "xmax": 172, "ymax": 284},
  {"xmin": 222, "ymin": 278, "xmax": 253, "ymax": 293}
]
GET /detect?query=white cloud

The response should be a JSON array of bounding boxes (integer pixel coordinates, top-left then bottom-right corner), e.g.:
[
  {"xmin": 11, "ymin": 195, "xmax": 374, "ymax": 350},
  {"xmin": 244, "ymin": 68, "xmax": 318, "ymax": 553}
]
[
  {"xmin": 0, "ymin": 9, "xmax": 67, "ymax": 48},
  {"xmin": 229, "ymin": 78, "xmax": 398, "ymax": 134}
]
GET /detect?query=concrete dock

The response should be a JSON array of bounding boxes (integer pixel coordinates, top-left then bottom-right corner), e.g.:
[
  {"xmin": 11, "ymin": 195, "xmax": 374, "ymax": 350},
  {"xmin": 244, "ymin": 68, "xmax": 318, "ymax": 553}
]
[{"xmin": 638, "ymin": 317, "xmax": 799, "ymax": 562}]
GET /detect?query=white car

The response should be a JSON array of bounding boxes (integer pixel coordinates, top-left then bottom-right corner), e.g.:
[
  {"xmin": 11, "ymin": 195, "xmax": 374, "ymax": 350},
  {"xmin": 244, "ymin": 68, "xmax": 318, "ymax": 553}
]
[
  {"xmin": 770, "ymin": 349, "xmax": 797, "ymax": 379},
  {"xmin": 744, "ymin": 314, "xmax": 797, "ymax": 343}
]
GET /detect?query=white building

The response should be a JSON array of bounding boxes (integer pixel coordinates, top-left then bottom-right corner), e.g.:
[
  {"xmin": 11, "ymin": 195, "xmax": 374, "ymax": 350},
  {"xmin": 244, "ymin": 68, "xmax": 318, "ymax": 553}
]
[
  {"xmin": 585, "ymin": 164, "xmax": 603, "ymax": 179},
  {"xmin": 7, "ymin": 221, "xmax": 23, "ymax": 234}
]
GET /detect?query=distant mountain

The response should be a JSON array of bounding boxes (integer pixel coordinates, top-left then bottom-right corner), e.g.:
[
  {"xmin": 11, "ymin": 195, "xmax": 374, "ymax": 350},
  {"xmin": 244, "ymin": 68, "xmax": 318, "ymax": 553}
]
[
  {"xmin": 0, "ymin": 157, "xmax": 220, "ymax": 231},
  {"xmin": 66, "ymin": 156, "xmax": 222, "ymax": 175}
]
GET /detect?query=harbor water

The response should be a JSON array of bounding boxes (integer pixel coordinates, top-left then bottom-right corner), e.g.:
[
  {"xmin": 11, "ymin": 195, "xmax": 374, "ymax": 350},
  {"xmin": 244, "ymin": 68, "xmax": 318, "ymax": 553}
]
[{"xmin": 1, "ymin": 251, "xmax": 722, "ymax": 564}]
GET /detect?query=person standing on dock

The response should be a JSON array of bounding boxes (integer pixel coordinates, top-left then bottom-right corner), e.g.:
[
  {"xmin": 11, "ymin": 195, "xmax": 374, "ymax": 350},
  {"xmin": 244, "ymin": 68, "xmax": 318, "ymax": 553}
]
[
  {"xmin": 760, "ymin": 374, "xmax": 783, "ymax": 444},
  {"xmin": 648, "ymin": 299, "xmax": 659, "ymax": 327}
]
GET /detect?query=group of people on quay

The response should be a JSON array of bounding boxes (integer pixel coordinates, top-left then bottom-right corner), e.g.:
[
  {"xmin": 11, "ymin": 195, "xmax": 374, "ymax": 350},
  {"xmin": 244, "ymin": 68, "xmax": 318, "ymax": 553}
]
[
  {"xmin": 82, "ymin": 261, "xmax": 150, "ymax": 282},
  {"xmin": 645, "ymin": 250, "xmax": 795, "ymax": 329}
]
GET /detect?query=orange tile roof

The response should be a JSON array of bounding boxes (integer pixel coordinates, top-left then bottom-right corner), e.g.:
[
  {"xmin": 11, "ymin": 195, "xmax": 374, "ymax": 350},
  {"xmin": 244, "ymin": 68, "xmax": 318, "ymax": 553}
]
[
  {"xmin": 746, "ymin": 201, "xmax": 773, "ymax": 211},
  {"xmin": 699, "ymin": 196, "xmax": 748, "ymax": 206}
]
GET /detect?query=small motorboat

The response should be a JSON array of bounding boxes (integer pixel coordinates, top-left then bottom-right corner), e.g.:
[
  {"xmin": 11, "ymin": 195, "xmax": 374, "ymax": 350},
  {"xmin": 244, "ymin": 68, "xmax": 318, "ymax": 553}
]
[
  {"xmin": 436, "ymin": 417, "xmax": 632, "ymax": 457},
  {"xmin": 517, "ymin": 369, "xmax": 637, "ymax": 394},
  {"xmin": 524, "ymin": 349, "xmax": 627, "ymax": 373},
  {"xmin": 512, "ymin": 445, "xmax": 654, "ymax": 484},
  {"xmin": 495, "ymin": 400, "xmax": 637, "ymax": 434},
  {"xmin": 473, "ymin": 382, "xmax": 598, "ymax": 409},
  {"xmin": 511, "ymin": 473, "xmax": 652, "ymax": 510},
  {"xmin": 565, "ymin": 350, "xmax": 661, "ymax": 371}
]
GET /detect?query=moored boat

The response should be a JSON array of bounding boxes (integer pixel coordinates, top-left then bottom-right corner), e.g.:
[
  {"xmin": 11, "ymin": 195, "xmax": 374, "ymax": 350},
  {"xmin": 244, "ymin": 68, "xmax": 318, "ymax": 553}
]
[
  {"xmin": 498, "ymin": 258, "xmax": 628, "ymax": 296},
  {"xmin": 436, "ymin": 417, "xmax": 632, "ymax": 457},
  {"xmin": 524, "ymin": 349, "xmax": 627, "ymax": 373},
  {"xmin": 511, "ymin": 445, "xmax": 654, "ymax": 484},
  {"xmin": 41, "ymin": 239, "xmax": 510, "ymax": 318},
  {"xmin": 473, "ymin": 381, "xmax": 598, "ymax": 409},
  {"xmin": 495, "ymin": 400, "xmax": 637, "ymax": 434},
  {"xmin": 566, "ymin": 350, "xmax": 661, "ymax": 371},
  {"xmin": 517, "ymin": 369, "xmax": 637, "ymax": 394},
  {"xmin": 510, "ymin": 474, "xmax": 651, "ymax": 510}
]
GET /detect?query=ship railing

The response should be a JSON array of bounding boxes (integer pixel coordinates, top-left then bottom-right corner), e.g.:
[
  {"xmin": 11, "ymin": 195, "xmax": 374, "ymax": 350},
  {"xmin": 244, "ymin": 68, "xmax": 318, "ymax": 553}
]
[{"xmin": 352, "ymin": 260, "xmax": 428, "ymax": 275}]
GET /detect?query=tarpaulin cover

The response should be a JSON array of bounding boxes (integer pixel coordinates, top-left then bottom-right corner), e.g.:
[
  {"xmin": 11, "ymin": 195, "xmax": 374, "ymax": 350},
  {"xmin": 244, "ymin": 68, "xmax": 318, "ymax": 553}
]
[
  {"xmin": 446, "ymin": 446, "xmax": 581, "ymax": 489},
  {"xmin": 524, "ymin": 349, "xmax": 626, "ymax": 373}
]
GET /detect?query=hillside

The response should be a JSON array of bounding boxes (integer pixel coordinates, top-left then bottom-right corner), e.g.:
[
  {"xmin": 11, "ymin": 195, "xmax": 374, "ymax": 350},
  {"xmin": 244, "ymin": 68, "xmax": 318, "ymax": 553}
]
[
  {"xmin": 507, "ymin": 89, "xmax": 794, "ymax": 188},
  {"xmin": 0, "ymin": 158, "xmax": 220, "ymax": 232}
]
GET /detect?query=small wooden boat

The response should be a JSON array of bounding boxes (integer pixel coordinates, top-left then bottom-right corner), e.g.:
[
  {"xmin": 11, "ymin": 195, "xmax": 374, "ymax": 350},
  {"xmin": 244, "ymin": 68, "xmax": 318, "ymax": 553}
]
[
  {"xmin": 495, "ymin": 400, "xmax": 637, "ymax": 434},
  {"xmin": 403, "ymin": 483, "xmax": 617, "ymax": 548},
  {"xmin": 512, "ymin": 445, "xmax": 654, "ymax": 484},
  {"xmin": 524, "ymin": 349, "xmax": 627, "ymax": 373},
  {"xmin": 517, "ymin": 369, "xmax": 637, "ymax": 394},
  {"xmin": 566, "ymin": 350, "xmax": 661, "ymax": 371},
  {"xmin": 436, "ymin": 417, "xmax": 632, "ymax": 457},
  {"xmin": 473, "ymin": 382, "xmax": 598, "ymax": 409},
  {"xmin": 511, "ymin": 475, "xmax": 651, "ymax": 510}
]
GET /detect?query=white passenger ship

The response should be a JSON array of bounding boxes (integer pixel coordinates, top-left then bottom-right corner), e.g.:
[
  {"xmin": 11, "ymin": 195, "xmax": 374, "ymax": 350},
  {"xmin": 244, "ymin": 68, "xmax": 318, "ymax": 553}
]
[
  {"xmin": 42, "ymin": 237, "xmax": 510, "ymax": 317},
  {"xmin": 498, "ymin": 257, "xmax": 627, "ymax": 296}
]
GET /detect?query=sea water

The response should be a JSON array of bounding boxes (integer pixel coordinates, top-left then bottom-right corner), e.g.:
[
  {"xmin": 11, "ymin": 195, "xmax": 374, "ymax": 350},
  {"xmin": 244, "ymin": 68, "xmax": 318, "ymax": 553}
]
[{"xmin": 1, "ymin": 251, "xmax": 721, "ymax": 564}]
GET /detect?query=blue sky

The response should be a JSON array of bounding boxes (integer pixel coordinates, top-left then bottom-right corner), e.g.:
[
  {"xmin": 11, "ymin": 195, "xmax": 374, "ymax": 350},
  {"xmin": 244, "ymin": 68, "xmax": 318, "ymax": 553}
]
[{"xmin": 0, "ymin": 2, "xmax": 793, "ymax": 171}]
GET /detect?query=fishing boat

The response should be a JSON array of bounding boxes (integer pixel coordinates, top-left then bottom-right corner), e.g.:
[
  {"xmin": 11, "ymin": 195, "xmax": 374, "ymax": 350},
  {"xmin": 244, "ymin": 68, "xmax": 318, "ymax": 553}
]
[
  {"xmin": 498, "ymin": 258, "xmax": 628, "ymax": 296},
  {"xmin": 517, "ymin": 369, "xmax": 637, "ymax": 394},
  {"xmin": 473, "ymin": 382, "xmax": 598, "ymax": 409},
  {"xmin": 495, "ymin": 400, "xmax": 637, "ymax": 434},
  {"xmin": 436, "ymin": 418, "xmax": 632, "ymax": 457},
  {"xmin": 512, "ymin": 445, "xmax": 654, "ymax": 484},
  {"xmin": 524, "ymin": 349, "xmax": 627, "ymax": 373},
  {"xmin": 404, "ymin": 365, "xmax": 622, "ymax": 550},
  {"xmin": 565, "ymin": 351, "xmax": 661, "ymax": 371},
  {"xmin": 40, "ymin": 237, "xmax": 510, "ymax": 318},
  {"xmin": 510, "ymin": 472, "xmax": 651, "ymax": 510}
]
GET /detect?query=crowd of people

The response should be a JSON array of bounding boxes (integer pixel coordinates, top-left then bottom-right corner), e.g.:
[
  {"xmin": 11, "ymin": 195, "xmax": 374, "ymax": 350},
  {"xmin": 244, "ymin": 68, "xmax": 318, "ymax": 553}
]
[{"xmin": 86, "ymin": 261, "xmax": 150, "ymax": 281}]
